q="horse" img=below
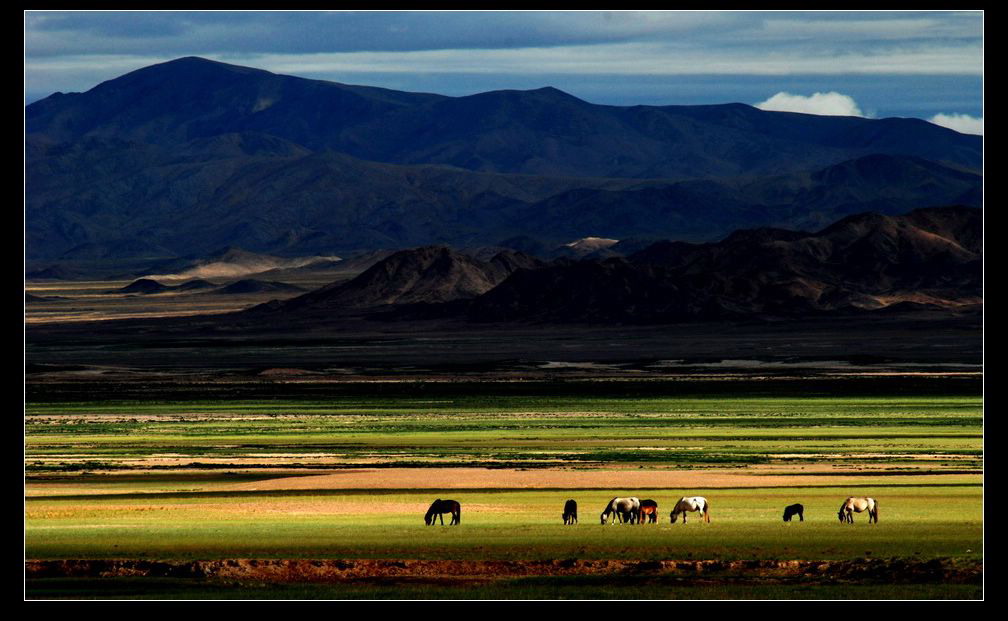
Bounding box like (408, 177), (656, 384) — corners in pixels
(783, 503), (804, 522)
(638, 499), (658, 524)
(669, 496), (710, 524)
(424, 498), (461, 525)
(563, 499), (578, 525)
(838, 497), (878, 524)
(600, 497), (640, 524)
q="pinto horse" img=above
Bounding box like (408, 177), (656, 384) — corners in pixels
(838, 497), (878, 524)
(638, 499), (658, 524)
(600, 497), (640, 524)
(783, 503), (804, 522)
(563, 499), (578, 525)
(669, 496), (710, 524)
(425, 498), (461, 525)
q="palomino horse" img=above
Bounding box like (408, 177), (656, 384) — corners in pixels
(600, 497), (640, 524)
(425, 498), (461, 525)
(838, 497), (878, 524)
(669, 496), (710, 524)
(783, 503), (804, 522)
(638, 499), (658, 524)
(563, 499), (578, 525)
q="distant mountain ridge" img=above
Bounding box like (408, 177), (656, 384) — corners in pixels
(29, 57), (980, 176)
(249, 206), (980, 324)
(26, 57), (982, 262)
(470, 206), (982, 322)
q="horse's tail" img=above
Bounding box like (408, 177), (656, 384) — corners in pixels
(872, 499), (878, 523)
(704, 499), (711, 523)
(456, 503), (461, 524)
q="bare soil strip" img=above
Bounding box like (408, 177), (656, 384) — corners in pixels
(25, 558), (981, 585)
(219, 466), (976, 492)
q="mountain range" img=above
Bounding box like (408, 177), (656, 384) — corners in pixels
(241, 206), (980, 325)
(26, 57), (982, 264)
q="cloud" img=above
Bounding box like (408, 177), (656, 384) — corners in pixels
(928, 113), (983, 135)
(754, 91), (864, 117)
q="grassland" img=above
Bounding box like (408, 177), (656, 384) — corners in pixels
(24, 393), (983, 599)
(25, 395), (983, 470)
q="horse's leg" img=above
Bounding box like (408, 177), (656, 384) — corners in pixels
(439, 513), (444, 525)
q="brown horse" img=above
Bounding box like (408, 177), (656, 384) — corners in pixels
(425, 498), (461, 525)
(838, 497), (878, 524)
(638, 499), (658, 524)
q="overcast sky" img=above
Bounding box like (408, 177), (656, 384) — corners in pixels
(24, 10), (984, 134)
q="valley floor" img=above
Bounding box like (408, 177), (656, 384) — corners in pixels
(24, 388), (983, 600)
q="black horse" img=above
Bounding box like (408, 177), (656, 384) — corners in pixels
(425, 498), (461, 525)
(563, 499), (578, 524)
(639, 499), (659, 524)
(783, 503), (804, 522)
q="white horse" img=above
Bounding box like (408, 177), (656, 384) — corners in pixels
(600, 497), (640, 524)
(838, 497), (878, 524)
(669, 496), (710, 524)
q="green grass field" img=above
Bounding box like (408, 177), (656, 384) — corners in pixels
(24, 395), (982, 469)
(24, 393), (983, 599)
(26, 487), (981, 561)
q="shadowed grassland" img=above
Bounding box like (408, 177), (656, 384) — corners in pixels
(24, 576), (982, 600)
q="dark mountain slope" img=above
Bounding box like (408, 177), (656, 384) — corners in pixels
(25, 135), (625, 260)
(268, 246), (544, 312)
(213, 279), (305, 295)
(465, 206), (981, 322)
(29, 57), (981, 177)
(511, 155), (979, 242)
(26, 57), (982, 263)
(26, 57), (445, 148)
(26, 131), (980, 261)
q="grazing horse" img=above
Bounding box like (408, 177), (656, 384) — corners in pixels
(838, 497), (878, 524)
(669, 496), (710, 524)
(563, 499), (578, 525)
(600, 497), (641, 524)
(638, 499), (658, 524)
(424, 498), (461, 525)
(783, 503), (804, 522)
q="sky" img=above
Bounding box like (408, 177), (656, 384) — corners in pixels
(24, 10), (984, 135)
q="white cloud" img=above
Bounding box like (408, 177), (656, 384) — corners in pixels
(754, 91), (864, 117)
(929, 113), (983, 135)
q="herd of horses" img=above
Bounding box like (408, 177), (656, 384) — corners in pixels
(425, 496), (879, 526)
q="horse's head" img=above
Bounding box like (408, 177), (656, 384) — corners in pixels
(837, 509), (845, 522)
(600, 513), (607, 524)
(425, 514), (432, 525)
(670, 511), (678, 524)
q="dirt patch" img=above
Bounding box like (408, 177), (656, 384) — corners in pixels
(220, 466), (976, 492)
(26, 557), (981, 586)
